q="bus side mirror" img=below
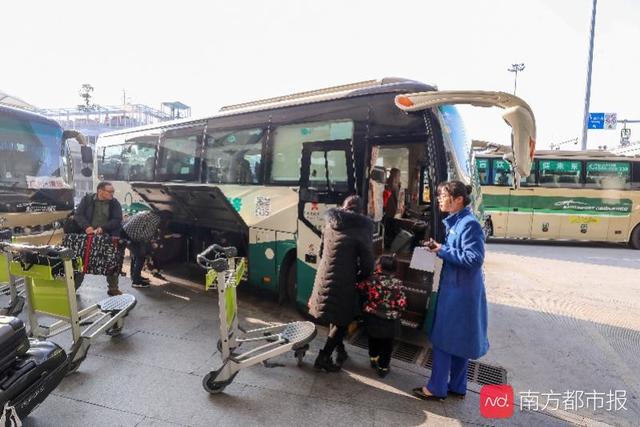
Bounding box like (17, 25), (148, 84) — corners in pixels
(81, 146), (94, 164)
(81, 167), (93, 177)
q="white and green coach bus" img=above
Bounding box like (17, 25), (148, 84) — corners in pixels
(94, 78), (536, 329)
(476, 149), (640, 248)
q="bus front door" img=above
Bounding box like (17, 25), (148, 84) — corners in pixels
(296, 140), (355, 308)
(506, 188), (534, 238)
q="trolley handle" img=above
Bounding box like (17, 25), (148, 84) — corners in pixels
(196, 244), (238, 268)
(0, 242), (75, 260)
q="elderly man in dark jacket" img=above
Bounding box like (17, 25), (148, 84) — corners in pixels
(72, 181), (123, 295)
(308, 195), (375, 372)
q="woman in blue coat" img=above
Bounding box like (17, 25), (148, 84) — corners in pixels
(413, 180), (489, 400)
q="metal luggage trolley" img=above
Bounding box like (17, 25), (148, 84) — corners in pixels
(0, 241), (137, 373)
(197, 244), (317, 394)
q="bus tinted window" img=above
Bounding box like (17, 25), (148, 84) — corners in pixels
(205, 128), (265, 184)
(476, 158), (490, 184)
(156, 128), (202, 181)
(98, 144), (124, 181)
(585, 161), (630, 190)
(538, 160), (582, 187)
(492, 159), (512, 186)
(121, 139), (157, 181)
(270, 120), (353, 183)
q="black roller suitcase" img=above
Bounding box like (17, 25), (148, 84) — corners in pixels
(0, 341), (68, 424)
(0, 317), (29, 373)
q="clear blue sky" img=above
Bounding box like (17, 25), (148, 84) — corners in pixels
(2, 0), (638, 149)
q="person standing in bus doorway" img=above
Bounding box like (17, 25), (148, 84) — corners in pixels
(72, 181), (124, 296)
(412, 181), (488, 401)
(308, 195), (375, 372)
(383, 168), (402, 248)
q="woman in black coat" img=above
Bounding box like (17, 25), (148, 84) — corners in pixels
(308, 195), (375, 372)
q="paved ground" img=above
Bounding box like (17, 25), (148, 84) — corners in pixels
(483, 240), (640, 427)
(3, 241), (638, 426)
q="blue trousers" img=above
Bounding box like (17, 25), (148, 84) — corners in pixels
(426, 346), (468, 397)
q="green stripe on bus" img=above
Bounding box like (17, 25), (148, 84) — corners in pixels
(482, 194), (632, 216)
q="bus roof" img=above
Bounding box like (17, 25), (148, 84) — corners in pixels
(0, 103), (62, 129)
(98, 77), (435, 138)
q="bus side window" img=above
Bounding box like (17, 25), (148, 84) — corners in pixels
(492, 159), (512, 186)
(539, 160), (581, 187)
(585, 161), (630, 190)
(98, 145), (124, 181)
(632, 162), (640, 190)
(475, 158), (489, 184)
(520, 160), (537, 186)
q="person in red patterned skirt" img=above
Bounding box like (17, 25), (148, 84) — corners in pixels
(357, 255), (406, 378)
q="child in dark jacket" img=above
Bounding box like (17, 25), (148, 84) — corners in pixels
(357, 255), (406, 377)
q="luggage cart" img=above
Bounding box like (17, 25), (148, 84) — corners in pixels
(0, 241), (137, 374)
(197, 244), (317, 394)
(0, 233), (26, 316)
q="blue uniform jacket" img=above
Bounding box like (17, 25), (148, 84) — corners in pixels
(430, 207), (489, 360)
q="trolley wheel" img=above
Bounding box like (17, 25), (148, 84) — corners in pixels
(106, 326), (123, 337)
(202, 370), (237, 394)
(294, 344), (309, 367)
(67, 357), (84, 375)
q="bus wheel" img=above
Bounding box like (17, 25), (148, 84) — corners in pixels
(630, 225), (640, 249)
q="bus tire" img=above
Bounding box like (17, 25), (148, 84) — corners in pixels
(630, 224), (640, 249)
(482, 216), (493, 241)
(280, 254), (297, 305)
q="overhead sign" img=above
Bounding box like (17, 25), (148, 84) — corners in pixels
(604, 113), (617, 129)
(621, 128), (631, 145)
(588, 113), (604, 129)
(588, 112), (617, 130)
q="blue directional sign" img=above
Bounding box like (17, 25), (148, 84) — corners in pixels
(588, 113), (605, 129)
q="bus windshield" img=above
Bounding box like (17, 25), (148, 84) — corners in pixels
(0, 113), (63, 188)
(438, 105), (471, 181)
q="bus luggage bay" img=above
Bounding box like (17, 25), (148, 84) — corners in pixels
(95, 78), (536, 330)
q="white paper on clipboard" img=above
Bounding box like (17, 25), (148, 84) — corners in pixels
(409, 247), (437, 272)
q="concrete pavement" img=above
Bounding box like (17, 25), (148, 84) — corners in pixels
(5, 241), (637, 426)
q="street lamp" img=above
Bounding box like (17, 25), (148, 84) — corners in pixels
(507, 63), (525, 95)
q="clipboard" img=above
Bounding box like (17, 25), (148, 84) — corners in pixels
(409, 247), (437, 272)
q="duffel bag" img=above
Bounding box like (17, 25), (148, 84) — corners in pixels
(123, 211), (160, 242)
(0, 317), (29, 374)
(62, 233), (126, 276)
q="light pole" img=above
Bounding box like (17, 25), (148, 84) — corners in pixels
(581, 0), (598, 151)
(508, 63), (525, 95)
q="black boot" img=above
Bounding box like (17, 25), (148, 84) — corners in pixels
(335, 345), (349, 366)
(314, 350), (341, 372)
